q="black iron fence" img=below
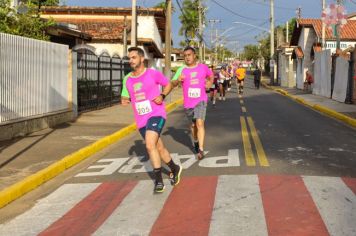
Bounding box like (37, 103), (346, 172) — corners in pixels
(75, 48), (130, 112)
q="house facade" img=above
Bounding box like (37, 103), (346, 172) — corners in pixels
(277, 44), (296, 88)
(40, 6), (166, 70)
(290, 16), (356, 89)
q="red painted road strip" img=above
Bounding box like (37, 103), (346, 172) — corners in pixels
(259, 175), (329, 236)
(342, 177), (356, 195)
(150, 176), (218, 236)
(39, 181), (137, 236)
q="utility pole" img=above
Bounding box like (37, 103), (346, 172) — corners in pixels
(322, 0), (326, 49)
(123, 16), (128, 57)
(198, 0), (203, 61)
(131, 0), (137, 47)
(164, 0), (172, 77)
(270, 0), (275, 85)
(208, 19), (221, 65)
(286, 21), (289, 43)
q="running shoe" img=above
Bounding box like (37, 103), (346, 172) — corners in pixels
(197, 149), (205, 160)
(154, 181), (165, 193)
(169, 164), (183, 186)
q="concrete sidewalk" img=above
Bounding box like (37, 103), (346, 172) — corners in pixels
(0, 89), (183, 192)
(261, 77), (356, 126)
(275, 87), (356, 119)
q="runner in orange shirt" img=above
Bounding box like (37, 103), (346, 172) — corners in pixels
(235, 63), (246, 94)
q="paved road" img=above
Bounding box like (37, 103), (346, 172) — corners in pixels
(1, 77), (355, 236)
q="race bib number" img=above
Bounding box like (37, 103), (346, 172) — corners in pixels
(135, 100), (152, 115)
(188, 88), (201, 98)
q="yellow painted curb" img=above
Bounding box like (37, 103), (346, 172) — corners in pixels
(0, 98), (183, 209)
(263, 84), (356, 128)
(313, 104), (356, 128)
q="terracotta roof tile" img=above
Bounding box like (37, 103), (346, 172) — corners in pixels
(297, 18), (356, 41)
(52, 18), (129, 40)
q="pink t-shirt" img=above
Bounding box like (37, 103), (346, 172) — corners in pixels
(176, 64), (213, 109)
(121, 68), (168, 128)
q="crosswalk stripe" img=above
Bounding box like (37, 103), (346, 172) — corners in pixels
(150, 176), (218, 236)
(209, 175), (268, 236)
(342, 177), (356, 195)
(93, 180), (173, 236)
(0, 183), (100, 236)
(240, 116), (256, 166)
(1, 175), (356, 236)
(303, 176), (356, 236)
(259, 175), (329, 236)
(39, 181), (137, 236)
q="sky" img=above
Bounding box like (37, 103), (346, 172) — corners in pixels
(65, 0), (356, 52)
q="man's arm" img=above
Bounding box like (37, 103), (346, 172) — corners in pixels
(152, 83), (173, 105)
(121, 96), (130, 106)
(171, 66), (185, 88)
(120, 74), (130, 105)
(205, 74), (214, 89)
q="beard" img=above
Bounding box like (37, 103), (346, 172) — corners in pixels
(130, 61), (142, 70)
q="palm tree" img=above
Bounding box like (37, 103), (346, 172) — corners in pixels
(178, 0), (200, 46)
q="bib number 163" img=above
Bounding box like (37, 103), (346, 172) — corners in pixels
(188, 88), (201, 98)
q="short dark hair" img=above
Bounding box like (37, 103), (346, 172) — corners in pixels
(128, 47), (145, 57)
(183, 46), (196, 54)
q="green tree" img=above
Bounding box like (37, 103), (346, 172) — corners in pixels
(242, 44), (259, 61)
(154, 1), (175, 12)
(178, 0), (206, 47)
(0, 0), (54, 40)
(27, 0), (60, 6)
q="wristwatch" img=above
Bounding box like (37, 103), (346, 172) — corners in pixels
(160, 93), (166, 100)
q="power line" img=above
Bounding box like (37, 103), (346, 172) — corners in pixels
(246, 0), (296, 11)
(210, 0), (266, 21)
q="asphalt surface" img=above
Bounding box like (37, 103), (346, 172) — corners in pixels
(66, 77), (356, 183)
(1, 76), (355, 235)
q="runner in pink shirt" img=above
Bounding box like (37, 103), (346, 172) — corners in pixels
(121, 47), (182, 193)
(172, 46), (214, 160)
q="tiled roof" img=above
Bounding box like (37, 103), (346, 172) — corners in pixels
(51, 18), (129, 40)
(297, 18), (356, 40)
(41, 6), (166, 42)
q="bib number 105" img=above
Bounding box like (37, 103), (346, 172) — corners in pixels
(135, 100), (152, 115)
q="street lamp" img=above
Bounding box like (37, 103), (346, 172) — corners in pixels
(233, 22), (270, 33)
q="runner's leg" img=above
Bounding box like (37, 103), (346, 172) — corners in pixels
(145, 130), (165, 192)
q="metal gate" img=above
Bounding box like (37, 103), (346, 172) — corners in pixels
(75, 48), (130, 113)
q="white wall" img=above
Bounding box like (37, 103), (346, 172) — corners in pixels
(295, 27), (317, 89)
(313, 50), (331, 97)
(87, 43), (123, 57)
(332, 57), (349, 102)
(296, 28), (305, 88)
(296, 59), (304, 89)
(138, 16), (162, 51)
(325, 41), (356, 54)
